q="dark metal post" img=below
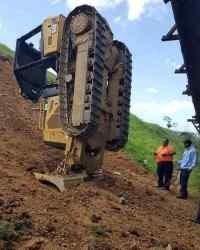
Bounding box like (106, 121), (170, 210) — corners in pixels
(163, 0), (200, 132)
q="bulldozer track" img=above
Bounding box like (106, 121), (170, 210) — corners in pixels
(116, 41), (132, 149)
(58, 5), (109, 137)
(107, 41), (132, 151)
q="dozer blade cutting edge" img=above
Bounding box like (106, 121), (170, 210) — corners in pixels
(34, 172), (88, 192)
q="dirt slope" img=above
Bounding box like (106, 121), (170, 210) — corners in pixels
(0, 58), (200, 250)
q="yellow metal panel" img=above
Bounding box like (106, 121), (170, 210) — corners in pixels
(43, 15), (65, 56)
(41, 96), (66, 146)
(43, 129), (66, 145)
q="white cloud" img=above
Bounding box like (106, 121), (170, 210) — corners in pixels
(131, 99), (195, 132)
(66, 0), (123, 10)
(145, 87), (159, 95)
(113, 16), (128, 28)
(165, 58), (181, 70)
(175, 121), (195, 133)
(49, 0), (62, 5)
(133, 100), (193, 116)
(64, 0), (163, 21)
(127, 0), (162, 21)
(114, 16), (122, 23)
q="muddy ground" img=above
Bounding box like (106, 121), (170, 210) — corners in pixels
(0, 58), (200, 250)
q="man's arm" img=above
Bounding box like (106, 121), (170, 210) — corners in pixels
(179, 151), (190, 169)
(188, 150), (198, 170)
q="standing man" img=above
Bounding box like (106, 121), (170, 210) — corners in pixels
(154, 139), (176, 191)
(177, 139), (198, 200)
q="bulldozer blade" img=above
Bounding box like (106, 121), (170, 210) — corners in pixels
(34, 173), (66, 192)
(34, 172), (88, 192)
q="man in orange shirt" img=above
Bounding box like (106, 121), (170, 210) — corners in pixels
(154, 139), (176, 190)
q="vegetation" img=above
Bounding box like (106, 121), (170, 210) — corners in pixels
(47, 70), (57, 84)
(0, 216), (32, 249)
(125, 114), (200, 192)
(0, 43), (14, 59)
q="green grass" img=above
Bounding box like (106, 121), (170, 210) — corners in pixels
(0, 43), (14, 59)
(125, 114), (200, 192)
(47, 70), (57, 84)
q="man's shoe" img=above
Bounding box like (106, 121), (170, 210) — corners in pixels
(176, 195), (187, 200)
(192, 219), (200, 224)
(159, 187), (168, 191)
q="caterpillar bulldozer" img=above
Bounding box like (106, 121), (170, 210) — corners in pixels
(14, 5), (132, 191)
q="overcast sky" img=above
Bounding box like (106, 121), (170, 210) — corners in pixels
(0, 0), (196, 132)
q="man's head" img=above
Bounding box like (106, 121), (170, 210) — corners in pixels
(163, 139), (169, 147)
(184, 139), (192, 149)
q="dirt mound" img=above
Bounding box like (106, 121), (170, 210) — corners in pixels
(0, 58), (200, 250)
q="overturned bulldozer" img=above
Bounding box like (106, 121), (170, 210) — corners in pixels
(14, 5), (132, 191)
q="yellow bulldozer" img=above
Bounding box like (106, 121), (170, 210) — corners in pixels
(14, 5), (132, 191)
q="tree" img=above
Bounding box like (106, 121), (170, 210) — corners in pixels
(163, 116), (177, 129)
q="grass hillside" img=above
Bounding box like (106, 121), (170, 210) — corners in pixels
(0, 43), (14, 58)
(125, 114), (200, 192)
